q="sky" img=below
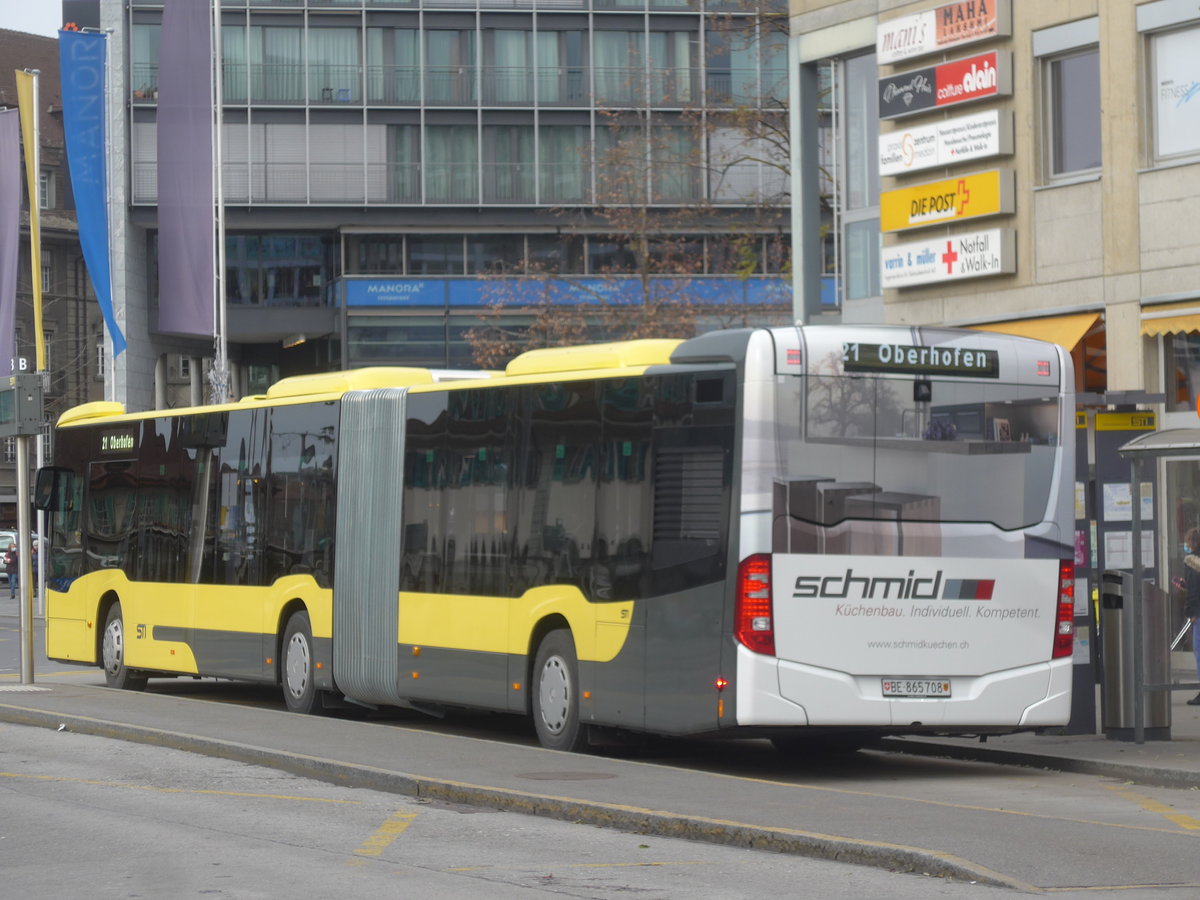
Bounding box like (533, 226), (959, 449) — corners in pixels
(0, 2), (62, 38)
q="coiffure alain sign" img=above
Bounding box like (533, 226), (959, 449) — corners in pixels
(877, 0), (1011, 66)
(879, 50), (1011, 120)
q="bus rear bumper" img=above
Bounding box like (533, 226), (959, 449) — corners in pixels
(735, 647), (1072, 729)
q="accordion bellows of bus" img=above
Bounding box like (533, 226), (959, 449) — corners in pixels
(36, 326), (1075, 753)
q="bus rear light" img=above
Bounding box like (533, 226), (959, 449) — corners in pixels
(1053, 560), (1075, 659)
(736, 554), (775, 656)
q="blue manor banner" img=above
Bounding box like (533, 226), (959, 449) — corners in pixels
(60, 30), (126, 356)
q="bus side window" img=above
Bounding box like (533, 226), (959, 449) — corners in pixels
(35, 467), (75, 512)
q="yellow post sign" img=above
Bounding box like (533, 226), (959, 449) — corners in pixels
(880, 169), (1013, 232)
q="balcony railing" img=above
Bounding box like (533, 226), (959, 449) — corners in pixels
(133, 157), (784, 206)
(139, 61), (772, 109)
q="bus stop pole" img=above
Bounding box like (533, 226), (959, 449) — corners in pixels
(1132, 455), (1144, 745)
(17, 433), (33, 684)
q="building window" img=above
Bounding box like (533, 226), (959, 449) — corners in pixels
(38, 171), (53, 209)
(1148, 24), (1200, 163)
(96, 338), (105, 380)
(40, 249), (51, 294)
(1035, 18), (1101, 181)
(179, 356), (191, 380)
(838, 52), (880, 303)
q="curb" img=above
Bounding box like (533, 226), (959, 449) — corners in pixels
(879, 737), (1200, 790)
(0, 702), (1033, 891)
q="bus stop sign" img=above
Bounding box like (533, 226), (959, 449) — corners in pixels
(0, 374), (45, 438)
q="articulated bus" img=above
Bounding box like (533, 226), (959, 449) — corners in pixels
(36, 325), (1075, 752)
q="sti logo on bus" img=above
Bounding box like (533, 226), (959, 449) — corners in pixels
(842, 342), (999, 378)
(792, 569), (995, 601)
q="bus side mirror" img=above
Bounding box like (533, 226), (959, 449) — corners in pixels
(34, 467), (72, 512)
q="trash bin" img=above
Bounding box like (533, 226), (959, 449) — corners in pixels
(1100, 571), (1171, 741)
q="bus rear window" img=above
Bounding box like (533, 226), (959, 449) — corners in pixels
(774, 374), (1060, 533)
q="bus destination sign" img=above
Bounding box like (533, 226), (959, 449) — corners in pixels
(842, 342), (999, 378)
(99, 429), (138, 455)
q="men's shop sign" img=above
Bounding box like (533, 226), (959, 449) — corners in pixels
(879, 109), (1012, 176)
(880, 169), (1013, 233)
(881, 228), (1015, 289)
(877, 0), (1011, 66)
(879, 51), (1011, 120)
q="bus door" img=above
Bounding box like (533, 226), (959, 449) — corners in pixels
(191, 407), (271, 680)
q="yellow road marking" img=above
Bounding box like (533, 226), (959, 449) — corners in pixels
(448, 861), (708, 872)
(353, 809), (418, 859)
(676, 765), (1200, 839)
(1103, 784), (1200, 831)
(0, 771), (359, 804)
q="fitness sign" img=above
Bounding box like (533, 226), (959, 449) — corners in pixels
(879, 51), (1011, 120)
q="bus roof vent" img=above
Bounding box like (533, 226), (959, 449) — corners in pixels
(266, 367), (435, 400)
(58, 401), (126, 427)
(506, 339), (681, 377)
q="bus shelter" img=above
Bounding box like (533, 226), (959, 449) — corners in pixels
(1117, 428), (1200, 743)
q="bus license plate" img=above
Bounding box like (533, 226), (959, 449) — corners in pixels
(882, 678), (951, 698)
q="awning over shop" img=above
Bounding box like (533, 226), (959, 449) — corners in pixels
(970, 311), (1101, 352)
(1140, 300), (1200, 337)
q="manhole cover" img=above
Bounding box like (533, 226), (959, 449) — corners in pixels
(517, 771), (617, 781)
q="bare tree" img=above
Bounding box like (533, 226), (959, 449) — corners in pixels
(466, 5), (797, 369)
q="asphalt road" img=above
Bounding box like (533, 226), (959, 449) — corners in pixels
(5, 615), (1200, 896)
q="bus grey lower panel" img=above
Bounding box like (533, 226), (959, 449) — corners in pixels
(333, 388), (408, 705)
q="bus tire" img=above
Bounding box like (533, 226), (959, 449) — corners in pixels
(281, 611), (323, 715)
(532, 629), (588, 753)
(101, 602), (147, 692)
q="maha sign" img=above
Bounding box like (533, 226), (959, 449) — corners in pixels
(877, 0), (1011, 66)
(881, 228), (1015, 289)
(879, 51), (1011, 120)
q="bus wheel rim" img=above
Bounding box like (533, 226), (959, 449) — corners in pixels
(286, 633), (310, 699)
(103, 619), (122, 675)
(539, 656), (570, 735)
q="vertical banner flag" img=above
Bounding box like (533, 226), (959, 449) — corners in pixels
(156, 0), (215, 336)
(15, 70), (45, 372)
(0, 110), (18, 378)
(59, 30), (127, 356)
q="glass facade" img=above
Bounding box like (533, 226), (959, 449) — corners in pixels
(129, 2), (789, 209)
(131, 0), (790, 369)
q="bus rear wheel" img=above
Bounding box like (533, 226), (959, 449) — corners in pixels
(532, 629), (589, 753)
(281, 611), (324, 715)
(101, 602), (147, 691)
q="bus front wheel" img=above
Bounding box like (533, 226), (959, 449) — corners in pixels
(281, 611), (324, 715)
(101, 602), (147, 691)
(532, 629), (588, 753)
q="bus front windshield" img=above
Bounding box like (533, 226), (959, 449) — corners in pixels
(774, 373), (1061, 533)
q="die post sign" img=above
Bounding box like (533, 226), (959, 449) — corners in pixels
(880, 169), (1013, 233)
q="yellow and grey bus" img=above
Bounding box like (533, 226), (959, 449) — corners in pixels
(37, 325), (1076, 751)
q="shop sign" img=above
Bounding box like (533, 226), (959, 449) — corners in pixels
(877, 0), (1011, 66)
(879, 109), (1012, 176)
(879, 51), (1011, 120)
(881, 228), (1014, 289)
(880, 169), (1013, 233)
